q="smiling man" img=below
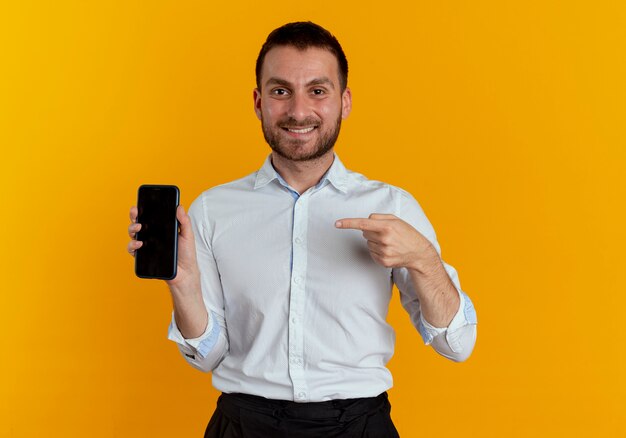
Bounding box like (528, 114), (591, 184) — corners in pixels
(255, 45), (349, 166)
(128, 21), (477, 437)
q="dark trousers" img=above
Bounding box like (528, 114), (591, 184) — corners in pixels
(204, 392), (400, 438)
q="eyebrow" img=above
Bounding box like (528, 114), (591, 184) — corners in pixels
(264, 76), (335, 90)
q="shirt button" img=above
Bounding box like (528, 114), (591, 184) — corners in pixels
(293, 276), (301, 284)
(291, 316), (297, 323)
(297, 392), (306, 399)
(295, 237), (302, 244)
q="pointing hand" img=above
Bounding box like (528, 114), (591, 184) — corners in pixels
(335, 214), (438, 271)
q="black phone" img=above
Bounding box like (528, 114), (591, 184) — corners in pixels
(135, 184), (180, 280)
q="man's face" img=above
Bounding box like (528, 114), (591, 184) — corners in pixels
(254, 46), (352, 162)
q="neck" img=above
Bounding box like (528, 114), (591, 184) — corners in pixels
(270, 150), (335, 195)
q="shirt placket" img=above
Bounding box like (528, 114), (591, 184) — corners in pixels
(288, 191), (309, 402)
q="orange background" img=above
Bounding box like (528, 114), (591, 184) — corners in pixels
(1, 1), (625, 436)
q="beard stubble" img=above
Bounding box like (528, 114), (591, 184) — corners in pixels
(261, 114), (342, 162)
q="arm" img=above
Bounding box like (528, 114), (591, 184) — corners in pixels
(405, 244), (460, 328)
(165, 197), (229, 372)
(391, 190), (477, 362)
(127, 198), (229, 372)
(392, 257), (477, 363)
(335, 191), (477, 362)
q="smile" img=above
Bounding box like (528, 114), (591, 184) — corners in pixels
(283, 126), (316, 134)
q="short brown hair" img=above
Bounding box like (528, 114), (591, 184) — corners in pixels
(255, 21), (349, 92)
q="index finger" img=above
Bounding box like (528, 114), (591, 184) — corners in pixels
(130, 206), (138, 223)
(335, 218), (386, 231)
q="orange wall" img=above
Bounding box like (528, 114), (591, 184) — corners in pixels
(1, 1), (625, 436)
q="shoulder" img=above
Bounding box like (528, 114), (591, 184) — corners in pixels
(201, 172), (256, 199)
(343, 166), (419, 205)
(342, 165), (432, 231)
(188, 171), (257, 219)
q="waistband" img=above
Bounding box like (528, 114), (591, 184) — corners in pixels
(218, 392), (389, 423)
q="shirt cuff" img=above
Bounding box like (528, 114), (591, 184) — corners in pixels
(167, 310), (221, 359)
(418, 289), (477, 353)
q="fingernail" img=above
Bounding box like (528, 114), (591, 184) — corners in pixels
(335, 221), (342, 227)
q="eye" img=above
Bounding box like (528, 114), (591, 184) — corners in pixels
(312, 88), (326, 96)
(271, 88), (289, 96)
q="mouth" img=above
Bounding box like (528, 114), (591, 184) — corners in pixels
(282, 126), (317, 135)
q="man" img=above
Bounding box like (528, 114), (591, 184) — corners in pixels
(127, 21), (477, 437)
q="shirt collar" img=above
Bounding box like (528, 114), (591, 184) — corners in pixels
(253, 153), (349, 194)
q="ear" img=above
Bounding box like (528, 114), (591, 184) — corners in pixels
(341, 87), (352, 119)
(253, 88), (262, 121)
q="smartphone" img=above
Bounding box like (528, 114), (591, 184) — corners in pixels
(135, 184), (180, 280)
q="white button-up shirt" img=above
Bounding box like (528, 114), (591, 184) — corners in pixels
(168, 154), (477, 402)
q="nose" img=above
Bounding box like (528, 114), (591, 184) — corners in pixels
(287, 92), (310, 122)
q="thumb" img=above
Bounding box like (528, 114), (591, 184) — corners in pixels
(177, 205), (193, 239)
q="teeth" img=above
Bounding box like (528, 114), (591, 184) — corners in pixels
(287, 127), (315, 134)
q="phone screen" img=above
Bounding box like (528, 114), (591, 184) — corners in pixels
(135, 185), (180, 280)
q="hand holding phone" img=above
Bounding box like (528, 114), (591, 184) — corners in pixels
(128, 186), (201, 288)
(127, 188), (206, 338)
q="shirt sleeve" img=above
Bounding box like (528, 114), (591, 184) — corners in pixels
(166, 193), (229, 372)
(391, 188), (477, 362)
